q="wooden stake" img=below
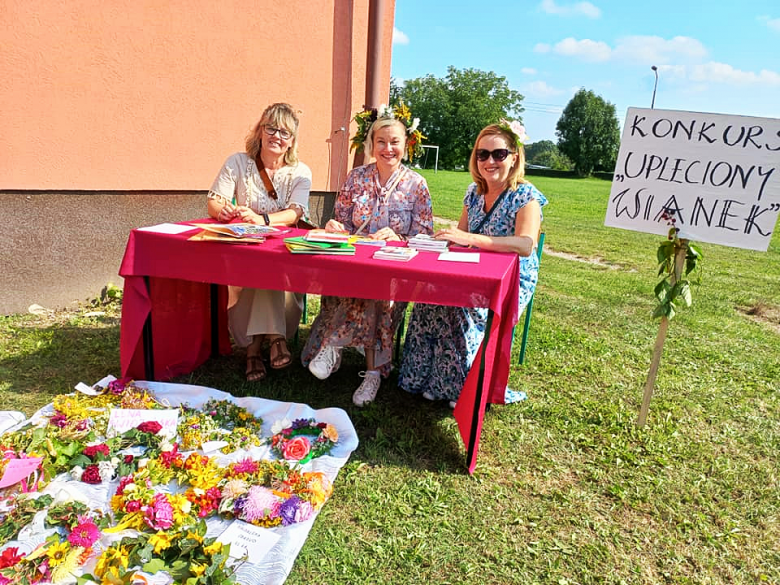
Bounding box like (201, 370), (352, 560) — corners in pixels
(638, 239), (688, 427)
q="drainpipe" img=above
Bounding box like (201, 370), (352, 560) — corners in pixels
(353, 0), (387, 168)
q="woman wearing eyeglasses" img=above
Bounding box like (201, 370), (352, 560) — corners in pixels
(398, 121), (547, 407)
(207, 103), (312, 382)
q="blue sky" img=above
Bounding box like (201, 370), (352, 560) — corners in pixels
(391, 0), (780, 144)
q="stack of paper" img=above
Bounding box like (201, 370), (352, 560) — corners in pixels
(372, 247), (419, 262)
(408, 234), (449, 252)
(284, 236), (356, 255)
(305, 230), (387, 247)
(189, 223), (283, 244)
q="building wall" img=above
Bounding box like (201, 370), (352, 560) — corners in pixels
(0, 0), (395, 314)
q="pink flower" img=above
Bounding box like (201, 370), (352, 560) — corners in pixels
(143, 493), (174, 530)
(125, 500), (142, 513)
(282, 436), (311, 461)
(67, 520), (101, 548)
(241, 486), (278, 522)
(231, 458), (259, 475)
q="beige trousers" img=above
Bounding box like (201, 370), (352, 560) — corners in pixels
(227, 287), (303, 348)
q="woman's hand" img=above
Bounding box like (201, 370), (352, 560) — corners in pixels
(435, 227), (473, 247)
(325, 219), (347, 233)
(371, 227), (403, 242)
(235, 206), (261, 224)
(217, 202), (239, 223)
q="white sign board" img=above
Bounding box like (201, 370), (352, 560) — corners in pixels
(606, 108), (780, 251)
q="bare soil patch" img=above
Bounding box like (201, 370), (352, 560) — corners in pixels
(737, 302), (780, 334)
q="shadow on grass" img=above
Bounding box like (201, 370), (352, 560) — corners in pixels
(176, 337), (468, 475)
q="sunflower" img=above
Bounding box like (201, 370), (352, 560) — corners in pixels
(45, 541), (71, 567)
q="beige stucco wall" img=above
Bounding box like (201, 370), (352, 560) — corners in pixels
(0, 0), (395, 314)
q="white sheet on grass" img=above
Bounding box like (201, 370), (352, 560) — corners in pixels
(1, 381), (359, 585)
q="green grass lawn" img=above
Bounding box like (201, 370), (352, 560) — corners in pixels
(1, 172), (778, 584)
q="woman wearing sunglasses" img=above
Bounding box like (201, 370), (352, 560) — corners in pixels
(398, 121), (548, 407)
(207, 103), (312, 382)
(301, 104), (433, 407)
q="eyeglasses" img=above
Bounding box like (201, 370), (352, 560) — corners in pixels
(264, 126), (292, 140)
(475, 148), (513, 162)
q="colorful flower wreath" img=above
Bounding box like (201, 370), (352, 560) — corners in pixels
(350, 102), (426, 162)
(498, 118), (529, 150)
(269, 418), (339, 464)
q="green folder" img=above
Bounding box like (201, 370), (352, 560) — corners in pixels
(284, 236), (356, 255)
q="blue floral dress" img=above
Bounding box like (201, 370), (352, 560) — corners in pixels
(398, 181), (548, 402)
(301, 163), (433, 377)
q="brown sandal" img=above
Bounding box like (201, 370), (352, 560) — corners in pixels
(268, 337), (292, 370)
(246, 355), (267, 382)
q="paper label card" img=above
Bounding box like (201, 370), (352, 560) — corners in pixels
(107, 409), (179, 439)
(217, 520), (282, 561)
(137, 223), (199, 235)
(438, 252), (480, 263)
(0, 457), (43, 488)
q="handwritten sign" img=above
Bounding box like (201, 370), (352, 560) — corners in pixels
(217, 520), (281, 561)
(107, 409), (179, 439)
(606, 108), (780, 251)
(0, 457), (42, 488)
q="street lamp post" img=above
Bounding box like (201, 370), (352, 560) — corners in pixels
(651, 65), (658, 109)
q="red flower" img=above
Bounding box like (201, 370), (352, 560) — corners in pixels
(123, 454), (134, 464)
(137, 421), (163, 434)
(0, 547), (24, 569)
(83, 443), (110, 460)
(81, 464), (102, 484)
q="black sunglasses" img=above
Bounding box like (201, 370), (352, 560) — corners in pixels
(475, 148), (513, 162)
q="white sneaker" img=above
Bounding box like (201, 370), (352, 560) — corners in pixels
(353, 370), (381, 406)
(308, 345), (342, 380)
(449, 400), (457, 409)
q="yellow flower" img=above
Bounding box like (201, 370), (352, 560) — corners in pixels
(191, 562), (207, 576)
(46, 540), (71, 567)
(186, 530), (204, 544)
(50, 546), (84, 584)
(148, 531), (173, 553)
(203, 541), (223, 556)
(95, 545), (130, 578)
(322, 424), (339, 442)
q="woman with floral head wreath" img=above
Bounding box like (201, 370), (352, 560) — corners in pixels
(207, 103), (312, 382)
(398, 121), (548, 407)
(301, 104), (433, 407)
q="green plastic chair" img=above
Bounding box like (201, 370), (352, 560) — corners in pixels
(518, 232), (545, 365)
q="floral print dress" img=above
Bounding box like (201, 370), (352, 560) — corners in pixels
(398, 181), (548, 403)
(301, 163), (433, 376)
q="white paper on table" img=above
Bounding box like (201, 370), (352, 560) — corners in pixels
(218, 520), (282, 561)
(137, 223), (199, 234)
(438, 251), (480, 263)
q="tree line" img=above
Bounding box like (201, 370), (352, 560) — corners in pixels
(390, 66), (620, 177)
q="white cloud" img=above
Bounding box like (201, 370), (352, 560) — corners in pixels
(526, 81), (565, 98)
(521, 67), (538, 75)
(393, 27), (409, 45)
(612, 35), (707, 65)
(689, 62), (780, 86)
(539, 0), (601, 18)
(551, 37), (611, 62)
(533, 43), (551, 54)
(767, 17), (780, 32)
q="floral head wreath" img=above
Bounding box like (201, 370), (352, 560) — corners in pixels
(350, 102), (426, 163)
(498, 119), (529, 151)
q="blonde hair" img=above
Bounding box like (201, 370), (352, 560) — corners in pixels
(468, 124), (526, 194)
(245, 103), (300, 166)
(363, 118), (407, 159)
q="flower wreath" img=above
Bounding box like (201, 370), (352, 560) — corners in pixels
(269, 418), (339, 464)
(498, 118), (529, 150)
(350, 102), (426, 163)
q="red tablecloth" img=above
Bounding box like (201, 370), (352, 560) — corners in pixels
(119, 221), (521, 473)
